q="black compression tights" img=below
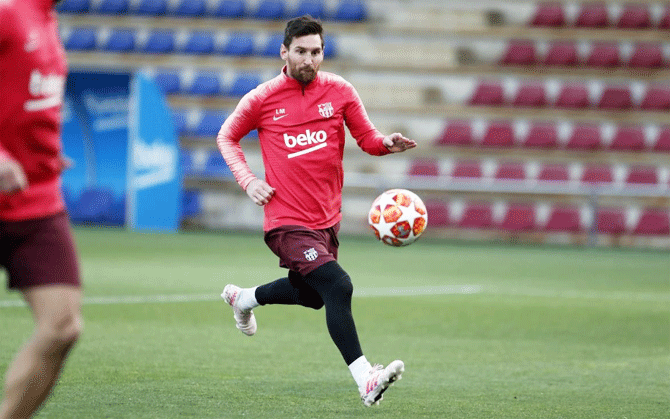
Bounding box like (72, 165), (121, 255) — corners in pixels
(255, 261), (363, 365)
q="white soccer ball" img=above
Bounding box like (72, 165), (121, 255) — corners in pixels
(368, 189), (428, 247)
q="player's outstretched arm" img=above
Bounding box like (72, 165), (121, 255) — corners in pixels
(0, 156), (28, 193)
(383, 133), (417, 153)
(245, 178), (275, 206)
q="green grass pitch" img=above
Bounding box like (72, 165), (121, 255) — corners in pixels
(1, 227), (668, 418)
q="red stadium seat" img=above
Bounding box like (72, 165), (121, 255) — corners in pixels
(499, 204), (536, 231)
(610, 126), (645, 151)
(660, 5), (670, 29)
(436, 120), (473, 147)
(543, 42), (578, 66)
(628, 43), (664, 68)
(408, 158), (440, 177)
(545, 206), (582, 233)
(653, 126), (670, 152)
(633, 209), (670, 236)
(452, 160), (482, 179)
(555, 84), (589, 109)
(469, 81), (505, 106)
(581, 164), (613, 184)
(494, 162), (526, 181)
(616, 3), (651, 29)
(425, 200), (450, 227)
(481, 121), (515, 148)
(566, 125), (602, 150)
(598, 86), (632, 110)
(531, 2), (565, 27)
(640, 86), (670, 111)
(575, 2), (609, 28)
(625, 165), (658, 185)
(586, 43), (621, 67)
(523, 122), (558, 149)
(501, 40), (537, 65)
(537, 163), (569, 182)
(458, 202), (493, 229)
(513, 83), (547, 107)
(595, 208), (626, 235)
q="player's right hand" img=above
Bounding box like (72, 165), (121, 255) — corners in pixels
(0, 157), (28, 193)
(245, 178), (275, 206)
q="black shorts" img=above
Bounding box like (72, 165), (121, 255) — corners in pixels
(264, 223), (340, 277)
(0, 211), (81, 290)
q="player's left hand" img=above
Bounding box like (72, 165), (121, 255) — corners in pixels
(383, 133), (417, 153)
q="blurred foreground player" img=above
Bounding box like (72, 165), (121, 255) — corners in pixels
(217, 15), (415, 406)
(0, 1), (83, 418)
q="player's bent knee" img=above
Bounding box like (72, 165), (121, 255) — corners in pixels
(38, 313), (83, 347)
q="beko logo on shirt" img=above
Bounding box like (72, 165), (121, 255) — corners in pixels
(283, 129), (328, 159)
(24, 70), (65, 112)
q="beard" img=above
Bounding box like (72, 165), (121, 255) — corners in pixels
(289, 62), (318, 84)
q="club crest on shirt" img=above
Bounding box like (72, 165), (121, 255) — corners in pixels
(303, 247), (318, 261)
(318, 102), (334, 118)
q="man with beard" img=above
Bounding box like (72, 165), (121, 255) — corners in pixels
(0, 1), (83, 418)
(217, 15), (415, 407)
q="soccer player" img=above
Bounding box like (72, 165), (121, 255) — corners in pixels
(0, 1), (83, 418)
(217, 15), (416, 407)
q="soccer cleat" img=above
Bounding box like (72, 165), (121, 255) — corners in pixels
(360, 360), (404, 406)
(221, 284), (257, 336)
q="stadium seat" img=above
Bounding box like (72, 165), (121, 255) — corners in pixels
(153, 70), (181, 94)
(103, 28), (136, 52)
(500, 40), (537, 66)
(661, 5), (670, 29)
(188, 72), (222, 96)
(292, 0), (326, 19)
(103, 195), (125, 226)
(71, 187), (114, 224)
(64, 27), (97, 51)
(253, 0), (286, 19)
(640, 86), (670, 111)
(171, 108), (188, 137)
(193, 110), (228, 137)
(566, 125), (602, 151)
(452, 160), (482, 179)
(530, 2), (565, 27)
(598, 86), (632, 110)
(333, 0), (368, 21)
(222, 33), (255, 56)
(616, 3), (651, 29)
(203, 153), (233, 178)
(595, 208), (626, 235)
(586, 43), (621, 67)
(172, 0), (207, 17)
(56, 0), (90, 13)
(481, 120), (515, 148)
(625, 165), (658, 185)
(134, 0), (168, 15)
(181, 189), (201, 218)
(424, 200), (450, 227)
(469, 81), (505, 106)
(628, 43), (664, 68)
(436, 120), (473, 147)
(96, 0), (128, 14)
(228, 73), (261, 97)
(633, 209), (670, 236)
(610, 125), (645, 151)
(261, 33), (284, 57)
(499, 204), (536, 231)
(142, 30), (175, 54)
(581, 164), (613, 184)
(523, 122), (558, 149)
(183, 31), (215, 55)
(458, 202), (493, 229)
(543, 42), (578, 66)
(408, 158), (440, 177)
(323, 36), (337, 58)
(575, 2), (609, 28)
(213, 0), (245, 18)
(537, 163), (569, 182)
(513, 83), (546, 107)
(494, 162), (526, 181)
(544, 206), (582, 233)
(653, 126), (670, 152)
(554, 84), (589, 109)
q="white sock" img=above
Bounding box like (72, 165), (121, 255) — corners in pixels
(348, 355), (372, 389)
(237, 286), (259, 311)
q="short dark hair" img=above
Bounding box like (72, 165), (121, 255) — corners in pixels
(283, 15), (324, 49)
